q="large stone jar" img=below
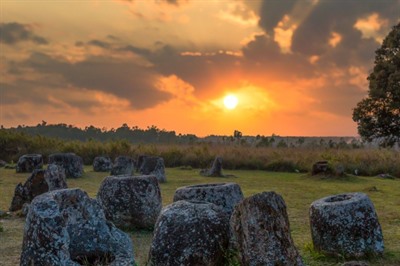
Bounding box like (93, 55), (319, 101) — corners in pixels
(20, 188), (135, 266)
(93, 156), (113, 172)
(16, 154), (43, 173)
(48, 153), (83, 178)
(230, 191), (304, 266)
(110, 156), (134, 176)
(173, 182), (243, 216)
(148, 200), (230, 266)
(97, 175), (162, 230)
(310, 192), (384, 258)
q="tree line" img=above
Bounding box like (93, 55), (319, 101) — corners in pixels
(5, 122), (198, 144)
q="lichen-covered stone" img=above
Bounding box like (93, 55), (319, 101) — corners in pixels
(16, 154), (43, 173)
(9, 169), (48, 212)
(97, 175), (162, 229)
(20, 188), (135, 266)
(173, 182), (243, 216)
(93, 156), (113, 172)
(230, 191), (304, 266)
(110, 156), (134, 176)
(148, 200), (230, 266)
(310, 192), (384, 258)
(48, 153), (83, 178)
(139, 156), (166, 183)
(200, 156), (224, 177)
(45, 164), (68, 191)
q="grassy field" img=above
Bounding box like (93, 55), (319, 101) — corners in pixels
(0, 166), (399, 266)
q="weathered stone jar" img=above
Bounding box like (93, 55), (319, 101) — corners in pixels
(9, 169), (48, 212)
(20, 188), (135, 266)
(309, 192), (384, 258)
(10, 165), (68, 212)
(173, 182), (243, 216)
(48, 153), (83, 178)
(200, 156), (224, 177)
(139, 156), (166, 183)
(148, 200), (230, 266)
(110, 156), (134, 176)
(97, 175), (162, 230)
(93, 156), (113, 172)
(230, 191), (304, 266)
(16, 154), (43, 173)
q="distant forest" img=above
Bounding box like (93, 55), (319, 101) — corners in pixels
(3, 121), (198, 144)
(1, 121), (364, 148)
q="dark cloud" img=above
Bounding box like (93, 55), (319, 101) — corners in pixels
(258, 0), (297, 33)
(241, 34), (315, 78)
(160, 0), (188, 6)
(0, 22), (48, 45)
(137, 45), (244, 93)
(87, 39), (111, 49)
(117, 0), (187, 5)
(291, 0), (400, 64)
(120, 45), (152, 57)
(12, 52), (172, 109)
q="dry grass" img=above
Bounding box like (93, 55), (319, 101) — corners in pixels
(0, 166), (399, 266)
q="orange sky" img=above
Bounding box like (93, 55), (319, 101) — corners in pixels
(1, 0), (399, 136)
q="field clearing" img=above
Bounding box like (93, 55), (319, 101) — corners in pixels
(1, 166), (399, 266)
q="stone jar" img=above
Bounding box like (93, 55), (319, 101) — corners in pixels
(97, 175), (162, 230)
(173, 182), (243, 216)
(20, 188), (135, 266)
(230, 191), (304, 266)
(148, 200), (230, 266)
(310, 192), (384, 258)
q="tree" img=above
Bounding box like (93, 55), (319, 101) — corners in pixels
(353, 22), (400, 147)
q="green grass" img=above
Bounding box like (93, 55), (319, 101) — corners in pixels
(0, 166), (399, 265)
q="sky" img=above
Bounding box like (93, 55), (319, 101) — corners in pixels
(1, 0), (399, 137)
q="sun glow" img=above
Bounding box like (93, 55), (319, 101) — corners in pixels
(223, 94), (238, 109)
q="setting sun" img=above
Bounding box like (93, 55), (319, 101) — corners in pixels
(223, 95), (238, 110)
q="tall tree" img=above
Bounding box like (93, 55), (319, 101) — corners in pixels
(353, 22), (400, 147)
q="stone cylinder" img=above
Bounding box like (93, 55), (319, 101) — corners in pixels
(97, 175), (162, 230)
(310, 192), (384, 258)
(230, 191), (304, 266)
(48, 153), (83, 178)
(148, 200), (230, 266)
(173, 182), (243, 216)
(93, 156), (113, 172)
(16, 154), (43, 173)
(139, 156), (166, 183)
(20, 188), (135, 266)
(110, 156), (134, 176)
